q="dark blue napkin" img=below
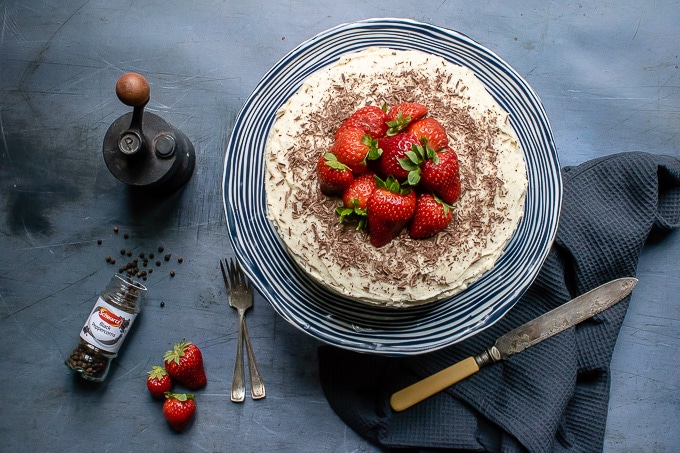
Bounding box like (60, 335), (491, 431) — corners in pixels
(319, 152), (680, 452)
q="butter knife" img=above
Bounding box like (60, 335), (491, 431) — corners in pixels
(390, 277), (638, 412)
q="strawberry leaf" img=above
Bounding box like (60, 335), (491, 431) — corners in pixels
(433, 193), (455, 214)
(323, 152), (350, 170)
(363, 134), (382, 161)
(386, 112), (412, 136)
(398, 156), (420, 172)
(420, 138), (438, 162)
(335, 206), (367, 230)
(407, 170), (421, 186)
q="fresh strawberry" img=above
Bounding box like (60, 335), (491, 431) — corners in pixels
(342, 171), (378, 210)
(421, 148), (461, 205)
(163, 339), (207, 390)
(376, 133), (422, 183)
(366, 175), (416, 247)
(409, 193), (454, 239)
(317, 152), (354, 195)
(331, 126), (380, 174)
(406, 117), (449, 151)
(385, 102), (428, 136)
(336, 105), (388, 139)
(147, 366), (172, 399)
(336, 172), (377, 229)
(163, 393), (196, 432)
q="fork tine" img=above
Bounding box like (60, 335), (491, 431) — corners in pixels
(228, 257), (250, 289)
(228, 258), (239, 287)
(220, 259), (230, 289)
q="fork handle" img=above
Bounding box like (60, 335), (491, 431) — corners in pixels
(241, 319), (266, 399)
(230, 312), (246, 403)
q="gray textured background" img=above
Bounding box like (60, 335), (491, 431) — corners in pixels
(1, 1), (678, 451)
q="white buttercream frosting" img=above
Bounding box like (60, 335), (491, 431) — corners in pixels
(264, 47), (527, 308)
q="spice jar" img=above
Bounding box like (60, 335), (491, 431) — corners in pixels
(66, 274), (146, 381)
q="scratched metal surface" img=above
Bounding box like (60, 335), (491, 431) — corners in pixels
(1, 1), (678, 451)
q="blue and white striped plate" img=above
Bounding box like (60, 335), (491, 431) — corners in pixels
(223, 18), (561, 355)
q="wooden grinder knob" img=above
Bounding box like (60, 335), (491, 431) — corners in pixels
(115, 73), (150, 107)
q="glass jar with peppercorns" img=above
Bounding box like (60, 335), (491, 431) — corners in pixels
(66, 274), (146, 381)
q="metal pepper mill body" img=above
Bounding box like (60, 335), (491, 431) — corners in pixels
(103, 73), (195, 192)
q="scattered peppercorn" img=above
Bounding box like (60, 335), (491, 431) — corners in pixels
(160, 301), (165, 307)
(97, 239), (102, 245)
(158, 246), (164, 253)
(127, 251), (132, 257)
(139, 252), (145, 259)
(170, 271), (175, 277)
(177, 257), (183, 264)
(120, 248), (126, 255)
(123, 233), (129, 239)
(164, 254), (171, 261)
(113, 226), (119, 233)
(149, 253), (155, 259)
(156, 260), (161, 266)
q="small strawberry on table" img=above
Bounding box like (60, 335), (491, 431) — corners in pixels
(146, 366), (172, 399)
(163, 393), (196, 432)
(163, 339), (207, 390)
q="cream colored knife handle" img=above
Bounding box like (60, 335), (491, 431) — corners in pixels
(390, 356), (480, 412)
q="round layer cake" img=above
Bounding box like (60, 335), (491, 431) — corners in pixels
(264, 47), (527, 308)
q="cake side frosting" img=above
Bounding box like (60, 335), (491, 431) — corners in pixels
(264, 47), (527, 307)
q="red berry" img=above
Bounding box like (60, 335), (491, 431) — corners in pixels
(376, 133), (422, 183)
(317, 152), (354, 195)
(331, 126), (379, 174)
(336, 105), (388, 139)
(409, 193), (454, 239)
(421, 148), (461, 204)
(385, 102), (428, 136)
(163, 393), (196, 432)
(406, 117), (449, 151)
(163, 339), (207, 391)
(367, 175), (416, 247)
(147, 366), (173, 399)
(342, 171), (377, 210)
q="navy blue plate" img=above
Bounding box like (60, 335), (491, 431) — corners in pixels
(223, 18), (561, 355)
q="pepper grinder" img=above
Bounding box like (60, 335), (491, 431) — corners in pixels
(103, 73), (195, 192)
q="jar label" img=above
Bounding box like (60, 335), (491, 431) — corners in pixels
(80, 297), (138, 353)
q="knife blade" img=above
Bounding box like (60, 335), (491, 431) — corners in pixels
(390, 277), (638, 412)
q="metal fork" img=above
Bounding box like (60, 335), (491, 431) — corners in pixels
(220, 258), (265, 402)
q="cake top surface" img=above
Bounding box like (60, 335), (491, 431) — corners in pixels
(265, 47), (527, 307)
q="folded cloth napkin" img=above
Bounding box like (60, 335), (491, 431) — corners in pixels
(319, 152), (680, 452)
